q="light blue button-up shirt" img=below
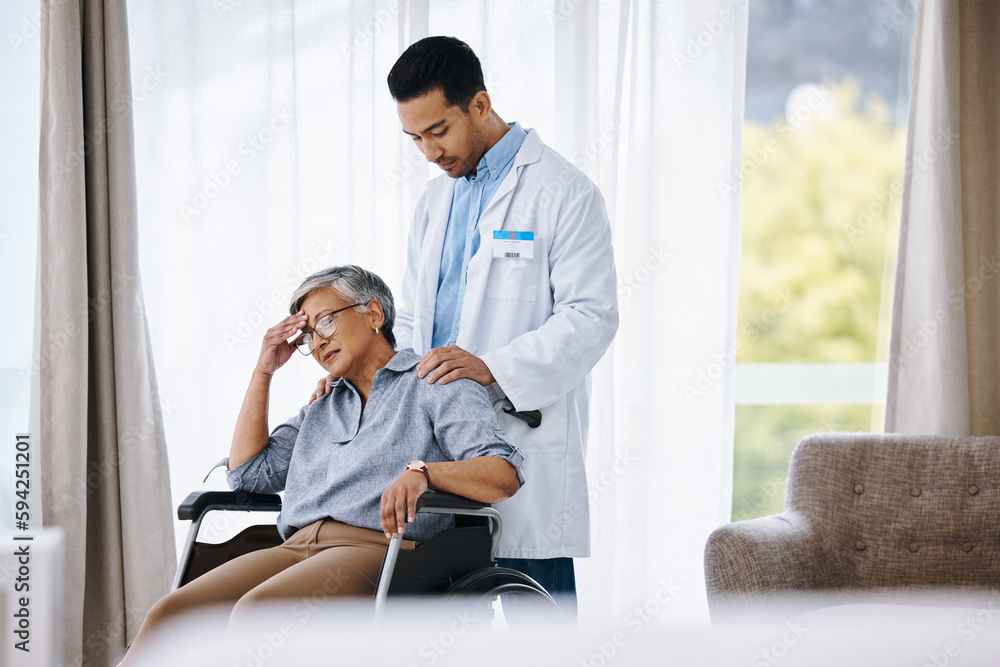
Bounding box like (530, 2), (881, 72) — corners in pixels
(225, 350), (525, 542)
(431, 122), (527, 348)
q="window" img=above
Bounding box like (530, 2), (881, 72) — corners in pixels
(733, 0), (916, 520)
(0, 0), (42, 531)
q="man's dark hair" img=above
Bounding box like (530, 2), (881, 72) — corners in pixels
(387, 36), (486, 110)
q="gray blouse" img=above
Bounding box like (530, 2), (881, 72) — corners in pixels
(226, 350), (525, 542)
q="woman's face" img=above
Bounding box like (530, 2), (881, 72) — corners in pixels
(299, 288), (379, 380)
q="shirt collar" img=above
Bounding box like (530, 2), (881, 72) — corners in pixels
(383, 349), (421, 373)
(466, 121), (527, 182)
(333, 348), (421, 408)
(329, 349), (420, 397)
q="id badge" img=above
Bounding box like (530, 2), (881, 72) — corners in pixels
(492, 231), (534, 259)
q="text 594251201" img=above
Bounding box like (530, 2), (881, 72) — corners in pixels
(15, 433), (30, 530)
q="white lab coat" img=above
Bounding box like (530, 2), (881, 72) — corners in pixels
(394, 129), (619, 559)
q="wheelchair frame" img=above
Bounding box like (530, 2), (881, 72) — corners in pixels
(173, 489), (558, 621)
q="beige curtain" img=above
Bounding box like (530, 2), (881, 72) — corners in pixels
(886, 0), (1000, 435)
(39, 0), (176, 664)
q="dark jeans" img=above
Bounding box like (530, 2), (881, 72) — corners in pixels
(497, 556), (577, 621)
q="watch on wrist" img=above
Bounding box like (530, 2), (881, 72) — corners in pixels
(406, 460), (431, 487)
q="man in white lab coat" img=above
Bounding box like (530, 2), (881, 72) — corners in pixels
(315, 36), (618, 609)
(387, 36), (619, 611)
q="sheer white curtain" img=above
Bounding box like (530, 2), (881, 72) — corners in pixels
(128, 0), (746, 620)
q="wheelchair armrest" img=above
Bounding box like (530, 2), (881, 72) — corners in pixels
(415, 490), (490, 513)
(177, 490), (283, 522)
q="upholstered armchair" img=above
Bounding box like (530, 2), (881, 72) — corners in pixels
(705, 433), (1000, 617)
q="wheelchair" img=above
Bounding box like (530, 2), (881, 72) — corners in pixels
(173, 489), (560, 623)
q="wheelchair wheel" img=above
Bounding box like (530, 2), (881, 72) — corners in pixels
(441, 567), (562, 624)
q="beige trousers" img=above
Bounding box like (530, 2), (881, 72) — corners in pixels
(121, 518), (414, 664)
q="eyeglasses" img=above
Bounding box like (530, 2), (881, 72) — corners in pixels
(294, 304), (363, 355)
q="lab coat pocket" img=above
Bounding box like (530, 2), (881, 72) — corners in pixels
(498, 395), (567, 454)
(485, 257), (538, 303)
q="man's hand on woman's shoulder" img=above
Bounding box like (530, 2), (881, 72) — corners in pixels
(308, 373), (339, 404)
(416, 345), (495, 387)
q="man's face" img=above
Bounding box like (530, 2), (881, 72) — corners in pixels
(397, 88), (489, 179)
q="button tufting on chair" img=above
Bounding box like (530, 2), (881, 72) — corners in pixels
(962, 543), (974, 553)
(908, 543), (919, 553)
(968, 485), (979, 496)
(910, 487), (921, 497)
(855, 541), (866, 551)
(854, 484), (864, 494)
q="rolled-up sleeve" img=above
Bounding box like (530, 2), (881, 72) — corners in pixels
(226, 407), (305, 493)
(429, 378), (526, 487)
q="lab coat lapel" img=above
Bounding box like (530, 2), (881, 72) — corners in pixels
(458, 131), (543, 342)
(417, 176), (455, 352)
(478, 129), (543, 222)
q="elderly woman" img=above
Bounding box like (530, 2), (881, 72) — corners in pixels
(120, 265), (524, 663)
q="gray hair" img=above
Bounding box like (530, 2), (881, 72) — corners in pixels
(289, 265), (396, 349)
